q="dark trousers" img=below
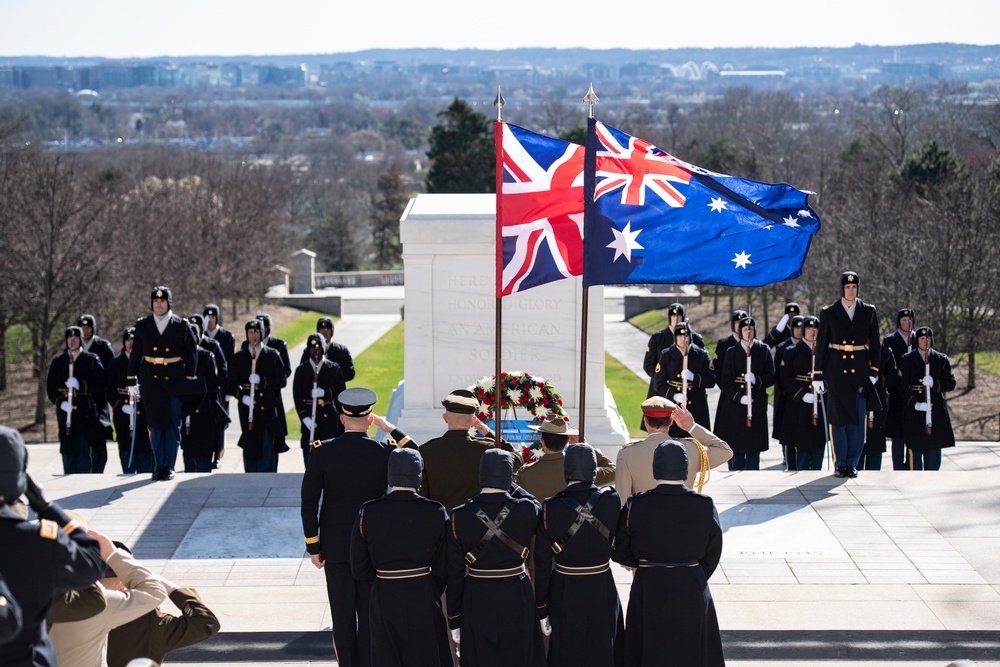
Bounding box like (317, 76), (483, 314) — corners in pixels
(728, 451), (760, 470)
(302, 444), (311, 468)
(891, 437), (909, 470)
(89, 439), (108, 473)
(784, 445), (798, 471)
(183, 454), (213, 472)
(149, 396), (182, 470)
(214, 399), (229, 461)
(324, 562), (372, 667)
(119, 447), (154, 474)
(61, 434), (93, 474)
(859, 451), (883, 470)
(909, 448), (942, 471)
(797, 448), (824, 471)
(243, 428), (278, 473)
(831, 394), (866, 469)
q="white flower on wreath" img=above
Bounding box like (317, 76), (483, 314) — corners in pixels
(528, 386), (544, 401)
(481, 377), (495, 391)
(534, 404), (549, 419)
(507, 388), (523, 405)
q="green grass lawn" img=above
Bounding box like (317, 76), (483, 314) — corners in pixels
(975, 351), (1000, 376)
(273, 311), (339, 348)
(605, 351), (649, 438)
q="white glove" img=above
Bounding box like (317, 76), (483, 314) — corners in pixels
(450, 628), (461, 644)
(740, 395), (751, 405)
(122, 404), (133, 415)
(311, 387), (325, 398)
(65, 377), (80, 390)
(128, 385), (140, 398)
(812, 380), (826, 394)
(673, 393), (687, 404)
(302, 417), (315, 432)
(681, 369), (695, 381)
(60, 400), (72, 412)
(745, 371), (756, 385)
(248, 373), (261, 385)
(870, 376), (878, 386)
(539, 617), (552, 636)
(915, 402), (931, 413)
(776, 313), (789, 332)
(241, 395), (252, 406)
(923, 375), (934, 388)
(803, 393), (815, 404)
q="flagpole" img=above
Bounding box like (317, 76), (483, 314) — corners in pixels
(578, 84), (600, 441)
(493, 86), (505, 446)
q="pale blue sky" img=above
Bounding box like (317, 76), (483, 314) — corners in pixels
(1, 0), (996, 58)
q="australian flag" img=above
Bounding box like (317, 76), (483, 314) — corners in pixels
(583, 118), (820, 288)
(496, 122), (585, 297)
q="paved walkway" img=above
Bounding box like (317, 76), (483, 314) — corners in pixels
(19, 288), (1000, 666)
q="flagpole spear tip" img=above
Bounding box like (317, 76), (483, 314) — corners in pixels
(494, 85), (506, 122)
(583, 83), (600, 119)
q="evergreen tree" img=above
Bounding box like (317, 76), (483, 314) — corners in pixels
(370, 164), (408, 268)
(424, 98), (494, 194)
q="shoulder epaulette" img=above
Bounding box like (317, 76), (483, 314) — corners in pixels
(821, 305), (829, 311)
(39, 519), (58, 540)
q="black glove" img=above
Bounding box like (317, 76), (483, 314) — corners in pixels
(24, 473), (50, 516)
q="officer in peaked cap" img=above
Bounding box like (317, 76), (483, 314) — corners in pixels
(415, 389), (523, 517)
(813, 271), (882, 479)
(616, 395), (731, 503)
(301, 386), (411, 667)
(293, 334), (348, 467)
(0, 426), (106, 667)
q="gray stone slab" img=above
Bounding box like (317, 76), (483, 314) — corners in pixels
(175, 507), (306, 558)
(720, 503), (849, 559)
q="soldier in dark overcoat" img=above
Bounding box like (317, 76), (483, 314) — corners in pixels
(898, 326), (956, 470)
(46, 326), (106, 475)
(715, 316), (775, 470)
(299, 317), (356, 382)
(180, 321), (224, 473)
(203, 303), (236, 468)
(860, 339), (899, 470)
(293, 333), (347, 467)
(883, 308), (916, 469)
(350, 448), (451, 667)
(813, 272), (882, 479)
(0, 426), (106, 667)
(652, 322), (715, 437)
(78, 313), (115, 468)
(446, 449), (545, 667)
(778, 317), (827, 470)
(535, 444), (624, 667)
(772, 315), (804, 470)
(762, 302), (801, 349)
(301, 388), (402, 667)
(227, 319), (286, 473)
(127, 286), (200, 481)
(107, 328), (153, 474)
(711, 309), (748, 387)
(611, 441), (724, 667)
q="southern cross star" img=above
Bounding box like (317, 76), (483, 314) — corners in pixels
(607, 221), (644, 263)
(783, 215), (800, 227)
(732, 251), (752, 269)
(708, 197), (727, 212)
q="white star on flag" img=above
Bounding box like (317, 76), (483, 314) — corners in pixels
(732, 251), (752, 269)
(607, 221), (644, 263)
(783, 215), (800, 227)
(708, 197), (727, 212)
(798, 209), (813, 218)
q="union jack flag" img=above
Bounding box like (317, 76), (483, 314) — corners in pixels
(496, 122), (584, 297)
(584, 118), (821, 288)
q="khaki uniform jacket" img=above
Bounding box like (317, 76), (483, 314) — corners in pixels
(614, 424), (732, 504)
(514, 449), (616, 501)
(106, 587), (221, 667)
(49, 550), (167, 667)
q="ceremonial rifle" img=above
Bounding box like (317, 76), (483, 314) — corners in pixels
(310, 366), (319, 442)
(745, 345), (753, 429)
(811, 343), (818, 427)
(680, 346), (689, 407)
(924, 350), (933, 436)
(66, 353), (75, 435)
(248, 347), (258, 431)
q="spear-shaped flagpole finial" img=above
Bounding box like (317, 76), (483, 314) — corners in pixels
(583, 83), (600, 119)
(494, 85), (506, 122)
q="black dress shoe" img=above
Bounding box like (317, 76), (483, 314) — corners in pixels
(847, 467), (859, 479)
(163, 467), (176, 481)
(833, 467), (846, 478)
(151, 468), (162, 481)
(212, 459), (222, 470)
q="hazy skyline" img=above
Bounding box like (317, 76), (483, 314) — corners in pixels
(2, 0), (997, 59)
